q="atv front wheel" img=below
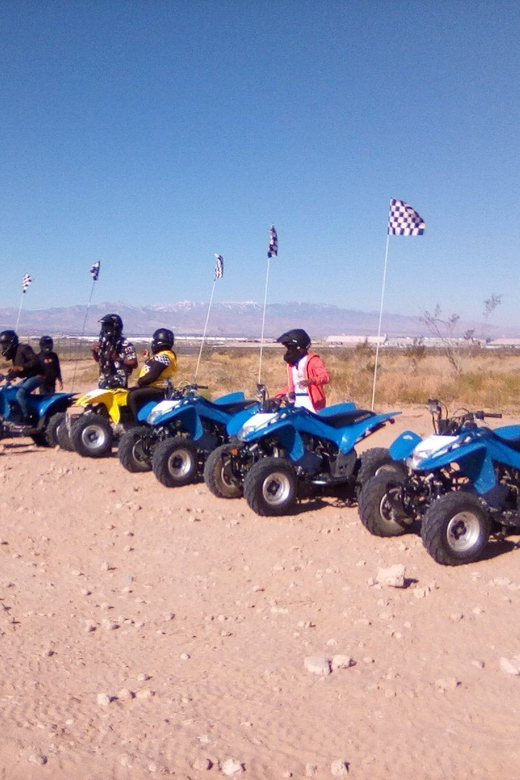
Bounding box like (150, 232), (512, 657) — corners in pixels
(71, 415), (114, 458)
(243, 457), (297, 517)
(204, 444), (243, 499)
(356, 447), (407, 492)
(118, 426), (155, 473)
(421, 492), (490, 566)
(358, 472), (413, 537)
(152, 437), (199, 487)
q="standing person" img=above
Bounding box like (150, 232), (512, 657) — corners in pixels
(37, 336), (63, 394)
(275, 329), (330, 412)
(0, 330), (45, 423)
(91, 314), (138, 389)
(127, 328), (177, 419)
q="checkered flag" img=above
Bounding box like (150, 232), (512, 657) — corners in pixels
(22, 273), (33, 293)
(267, 225), (278, 258)
(213, 254), (224, 280)
(388, 199), (425, 236)
(90, 261), (100, 281)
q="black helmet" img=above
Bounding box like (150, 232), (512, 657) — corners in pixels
(0, 329), (19, 360)
(277, 329), (311, 350)
(39, 335), (54, 352)
(99, 313), (123, 338)
(151, 328), (175, 354)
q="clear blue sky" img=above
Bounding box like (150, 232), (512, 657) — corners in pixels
(1, 0), (519, 328)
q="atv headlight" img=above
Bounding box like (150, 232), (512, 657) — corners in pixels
(238, 412), (278, 441)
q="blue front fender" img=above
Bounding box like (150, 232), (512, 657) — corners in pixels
(390, 430), (423, 461)
(242, 418), (306, 461)
(417, 440), (496, 494)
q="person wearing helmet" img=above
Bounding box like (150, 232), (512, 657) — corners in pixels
(0, 329), (46, 423)
(127, 328), (178, 419)
(91, 314), (138, 389)
(275, 328), (330, 412)
(37, 336), (63, 394)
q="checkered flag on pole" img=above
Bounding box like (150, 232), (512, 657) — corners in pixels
(388, 199), (425, 236)
(213, 254), (224, 280)
(267, 225), (278, 257)
(90, 261), (100, 281)
(22, 273), (33, 293)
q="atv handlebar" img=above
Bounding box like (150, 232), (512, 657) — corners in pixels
(432, 402), (503, 435)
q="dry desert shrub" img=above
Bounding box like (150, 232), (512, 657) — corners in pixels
(9, 343), (520, 413)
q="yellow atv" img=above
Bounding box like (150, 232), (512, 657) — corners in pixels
(62, 388), (132, 458)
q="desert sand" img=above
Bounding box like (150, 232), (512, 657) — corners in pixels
(1, 400), (520, 780)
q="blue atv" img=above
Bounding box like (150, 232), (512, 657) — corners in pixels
(358, 399), (513, 566)
(118, 384), (260, 484)
(203, 390), (400, 516)
(0, 373), (76, 447)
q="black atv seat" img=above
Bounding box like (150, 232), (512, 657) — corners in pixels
(313, 408), (376, 429)
(491, 430), (520, 452)
(216, 400), (258, 415)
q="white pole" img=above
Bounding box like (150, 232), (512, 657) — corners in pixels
(258, 256), (271, 384)
(71, 278), (97, 391)
(370, 232), (390, 411)
(195, 279), (217, 381)
(15, 290), (25, 332)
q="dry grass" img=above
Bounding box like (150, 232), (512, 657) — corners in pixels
(5, 344), (520, 413)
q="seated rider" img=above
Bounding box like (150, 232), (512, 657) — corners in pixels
(37, 335), (63, 394)
(275, 328), (330, 412)
(127, 328), (178, 420)
(0, 329), (46, 424)
(91, 314), (138, 389)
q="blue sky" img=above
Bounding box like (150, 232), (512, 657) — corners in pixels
(1, 0), (519, 329)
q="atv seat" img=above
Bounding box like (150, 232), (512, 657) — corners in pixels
(311, 408), (376, 429)
(215, 400), (258, 415)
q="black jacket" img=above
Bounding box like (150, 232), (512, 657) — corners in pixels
(10, 344), (43, 379)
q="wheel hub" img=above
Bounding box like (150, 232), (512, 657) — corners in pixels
(446, 511), (481, 552)
(262, 473), (292, 506)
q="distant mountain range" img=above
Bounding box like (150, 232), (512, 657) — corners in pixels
(0, 300), (516, 339)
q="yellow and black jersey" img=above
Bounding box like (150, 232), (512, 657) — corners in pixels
(137, 349), (177, 388)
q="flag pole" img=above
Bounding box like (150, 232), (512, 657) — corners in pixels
(80, 277), (97, 338)
(258, 256), (271, 385)
(71, 262), (101, 391)
(370, 232), (390, 411)
(194, 278), (217, 381)
(258, 225), (278, 385)
(15, 289), (25, 332)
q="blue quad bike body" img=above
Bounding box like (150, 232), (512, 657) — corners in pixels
(358, 398), (520, 565)
(203, 394), (401, 516)
(117, 384), (261, 484)
(0, 374), (76, 447)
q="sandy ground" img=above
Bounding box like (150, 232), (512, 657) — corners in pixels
(1, 388), (520, 780)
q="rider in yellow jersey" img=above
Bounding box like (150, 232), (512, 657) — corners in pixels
(127, 328), (178, 420)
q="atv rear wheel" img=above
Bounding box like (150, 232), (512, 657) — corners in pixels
(30, 431), (50, 447)
(57, 418), (75, 451)
(243, 457), (297, 517)
(71, 414), (114, 458)
(356, 447), (407, 493)
(358, 472), (413, 537)
(152, 437), (199, 487)
(46, 412), (67, 448)
(421, 492), (490, 566)
(204, 444), (243, 499)
(118, 426), (155, 473)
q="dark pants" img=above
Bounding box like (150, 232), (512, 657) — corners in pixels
(16, 376), (45, 420)
(127, 387), (165, 421)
